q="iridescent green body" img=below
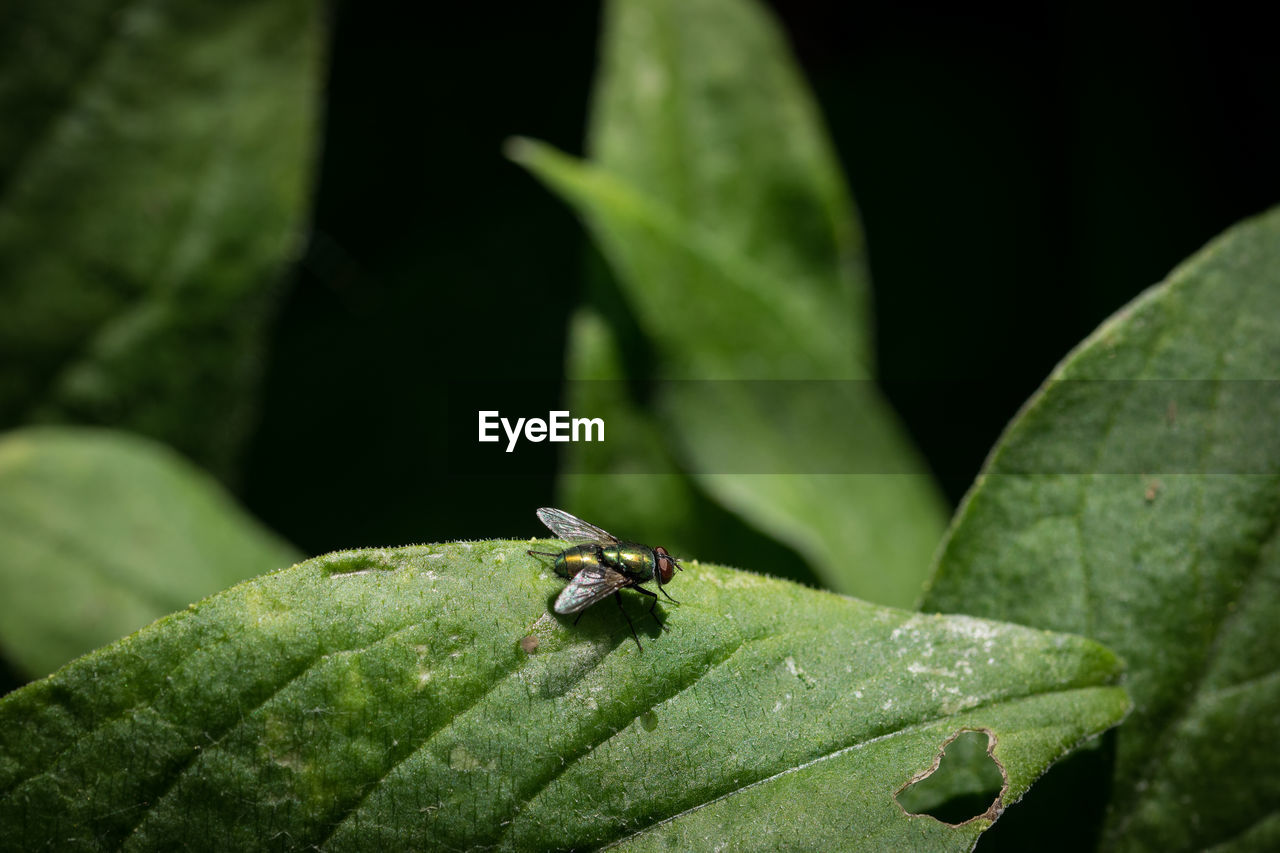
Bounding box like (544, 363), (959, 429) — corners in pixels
(553, 542), (656, 583)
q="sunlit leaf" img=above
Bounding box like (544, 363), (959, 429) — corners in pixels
(0, 541), (1127, 850)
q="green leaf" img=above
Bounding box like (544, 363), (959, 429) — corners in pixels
(0, 541), (1127, 851)
(921, 206), (1280, 850)
(509, 0), (947, 604)
(0, 426), (300, 678)
(557, 308), (715, 568)
(585, 0), (868, 378)
(558, 307), (823, 590)
(0, 0), (324, 477)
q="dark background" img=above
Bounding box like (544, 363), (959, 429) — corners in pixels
(241, 1), (1280, 557)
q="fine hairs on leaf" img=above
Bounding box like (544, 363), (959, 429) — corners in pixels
(0, 542), (1128, 851)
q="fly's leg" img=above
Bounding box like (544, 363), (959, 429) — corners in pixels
(613, 591), (643, 650)
(630, 586), (665, 632)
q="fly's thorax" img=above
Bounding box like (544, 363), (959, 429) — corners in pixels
(603, 542), (655, 581)
(554, 544), (605, 579)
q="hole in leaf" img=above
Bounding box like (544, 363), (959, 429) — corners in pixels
(896, 729), (1006, 826)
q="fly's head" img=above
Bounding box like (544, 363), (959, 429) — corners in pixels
(654, 546), (682, 586)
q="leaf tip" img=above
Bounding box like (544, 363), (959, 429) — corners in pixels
(502, 135), (539, 165)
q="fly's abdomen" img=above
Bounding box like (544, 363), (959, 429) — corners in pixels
(603, 542), (655, 581)
(554, 545), (605, 579)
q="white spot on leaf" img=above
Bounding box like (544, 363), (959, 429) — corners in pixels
(449, 745), (493, 772)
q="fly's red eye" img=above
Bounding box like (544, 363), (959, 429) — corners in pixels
(656, 550), (676, 584)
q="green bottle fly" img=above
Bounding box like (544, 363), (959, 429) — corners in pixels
(527, 508), (682, 649)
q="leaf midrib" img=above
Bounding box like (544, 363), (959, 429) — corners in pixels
(600, 685), (1119, 851)
(497, 625), (1117, 851)
(489, 631), (754, 850)
(582, 159), (852, 378)
(124, 619), (523, 850)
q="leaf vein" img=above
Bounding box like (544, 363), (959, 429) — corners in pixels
(0, 0), (142, 204)
(600, 685), (1108, 850)
(0, 605), (198, 800)
(495, 630), (755, 848)
(1201, 664), (1280, 703)
(0, 501), (178, 617)
(119, 620), (433, 845)
(1109, 483), (1280, 842)
(313, 647), (532, 849)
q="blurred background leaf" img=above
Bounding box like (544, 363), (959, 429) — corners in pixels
(232, 0), (1278, 570)
(0, 0), (324, 480)
(0, 426), (299, 680)
(923, 207), (1280, 850)
(510, 0), (949, 605)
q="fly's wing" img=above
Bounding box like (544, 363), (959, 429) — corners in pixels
(554, 564), (629, 614)
(536, 507), (619, 545)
